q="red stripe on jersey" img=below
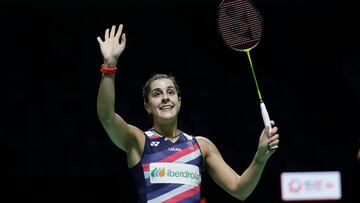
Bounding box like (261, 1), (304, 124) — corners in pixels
(142, 164), (149, 172)
(160, 143), (199, 163)
(162, 185), (201, 203)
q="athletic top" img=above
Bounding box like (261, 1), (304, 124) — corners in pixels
(131, 129), (203, 203)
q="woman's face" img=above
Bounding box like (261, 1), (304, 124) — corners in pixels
(145, 78), (181, 123)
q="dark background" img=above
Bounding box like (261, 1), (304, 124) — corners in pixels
(5, 0), (360, 202)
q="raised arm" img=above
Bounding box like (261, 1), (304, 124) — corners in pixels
(96, 24), (144, 159)
(197, 121), (279, 201)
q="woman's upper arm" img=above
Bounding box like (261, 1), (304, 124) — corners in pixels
(196, 136), (240, 195)
(101, 113), (145, 153)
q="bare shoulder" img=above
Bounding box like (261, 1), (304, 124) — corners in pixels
(195, 136), (212, 145)
(195, 136), (218, 157)
(127, 124), (146, 144)
(195, 136), (218, 146)
(128, 124), (145, 136)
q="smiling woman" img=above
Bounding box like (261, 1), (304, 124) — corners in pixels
(96, 24), (279, 203)
(142, 74), (182, 129)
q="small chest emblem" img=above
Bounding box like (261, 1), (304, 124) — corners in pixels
(150, 141), (160, 147)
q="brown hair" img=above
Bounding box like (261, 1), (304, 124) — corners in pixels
(142, 73), (181, 103)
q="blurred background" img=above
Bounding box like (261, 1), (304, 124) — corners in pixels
(5, 0), (359, 202)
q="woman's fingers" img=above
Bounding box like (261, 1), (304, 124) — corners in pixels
(105, 28), (110, 40)
(110, 25), (116, 38)
(115, 24), (123, 39)
(270, 120), (275, 126)
(96, 36), (103, 44)
(268, 139), (279, 150)
(121, 33), (126, 46)
(101, 25), (125, 42)
(270, 126), (278, 135)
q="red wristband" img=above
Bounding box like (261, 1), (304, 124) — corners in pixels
(100, 64), (117, 74)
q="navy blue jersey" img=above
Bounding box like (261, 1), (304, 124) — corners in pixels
(131, 129), (203, 203)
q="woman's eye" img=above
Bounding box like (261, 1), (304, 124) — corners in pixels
(168, 90), (175, 95)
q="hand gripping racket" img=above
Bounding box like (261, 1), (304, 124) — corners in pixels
(217, 0), (277, 149)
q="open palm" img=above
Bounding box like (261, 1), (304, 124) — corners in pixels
(97, 24), (126, 66)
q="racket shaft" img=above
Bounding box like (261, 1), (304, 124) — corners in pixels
(260, 101), (278, 149)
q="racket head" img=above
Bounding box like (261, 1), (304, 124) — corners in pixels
(217, 0), (263, 52)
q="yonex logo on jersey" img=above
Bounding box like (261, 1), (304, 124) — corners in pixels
(150, 141), (160, 147)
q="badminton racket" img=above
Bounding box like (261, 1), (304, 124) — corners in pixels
(217, 0), (277, 149)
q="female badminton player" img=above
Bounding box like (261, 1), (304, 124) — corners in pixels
(96, 24), (279, 203)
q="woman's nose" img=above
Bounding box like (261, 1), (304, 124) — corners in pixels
(161, 95), (170, 103)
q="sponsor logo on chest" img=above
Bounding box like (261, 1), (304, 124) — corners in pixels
(149, 162), (201, 186)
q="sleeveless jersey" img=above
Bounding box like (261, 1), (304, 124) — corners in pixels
(131, 129), (203, 203)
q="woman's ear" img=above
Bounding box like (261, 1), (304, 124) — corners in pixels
(178, 96), (182, 110)
(144, 102), (151, 114)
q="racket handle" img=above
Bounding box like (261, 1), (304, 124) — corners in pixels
(260, 100), (278, 149)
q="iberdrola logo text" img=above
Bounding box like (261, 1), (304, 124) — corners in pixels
(150, 167), (201, 181)
(149, 163), (201, 186)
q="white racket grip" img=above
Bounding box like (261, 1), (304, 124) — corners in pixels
(260, 101), (278, 149)
(260, 101), (271, 129)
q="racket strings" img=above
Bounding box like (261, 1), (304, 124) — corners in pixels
(218, 0), (262, 50)
(217, 0), (274, 137)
